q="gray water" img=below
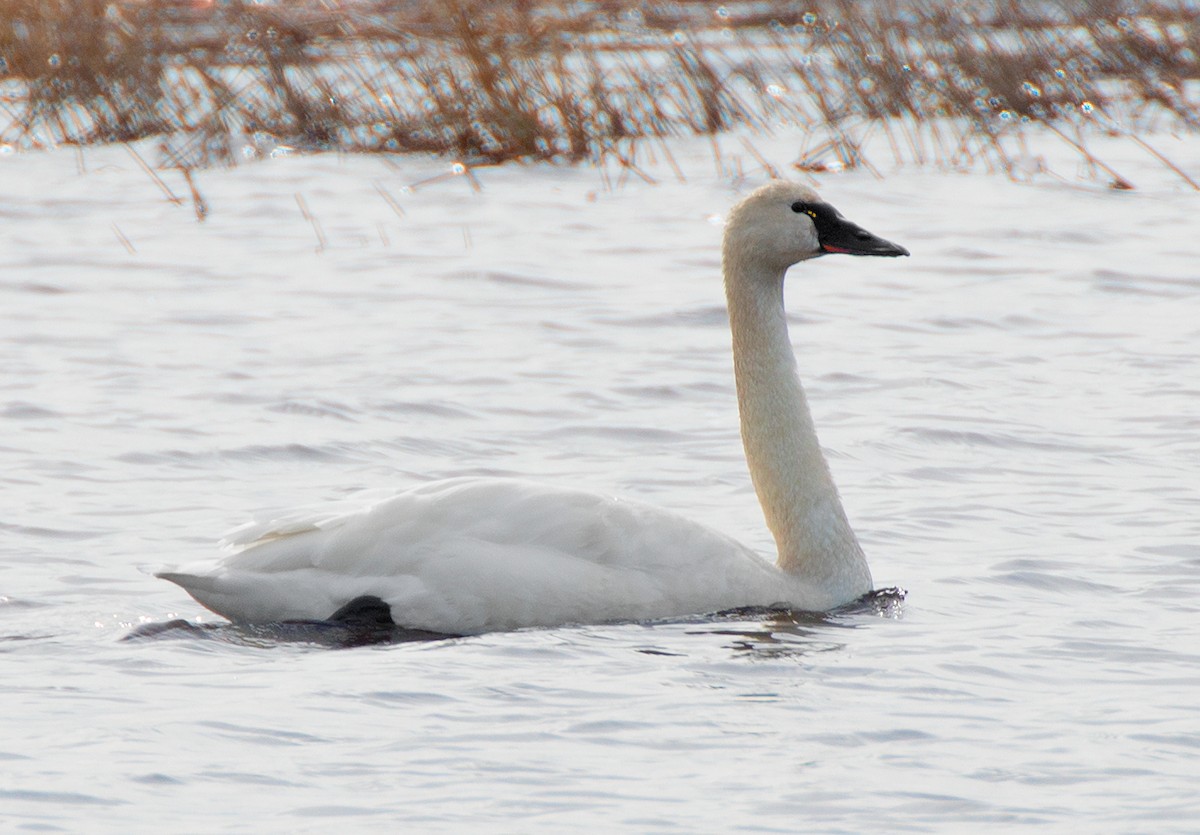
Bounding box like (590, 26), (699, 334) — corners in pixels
(2, 140), (1198, 831)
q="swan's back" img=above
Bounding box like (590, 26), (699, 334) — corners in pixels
(160, 477), (801, 633)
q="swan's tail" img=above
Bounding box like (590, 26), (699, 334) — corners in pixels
(156, 570), (220, 594)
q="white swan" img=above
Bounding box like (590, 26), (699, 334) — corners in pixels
(158, 181), (908, 634)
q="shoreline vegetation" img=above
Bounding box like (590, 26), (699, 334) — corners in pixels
(1, 0), (1197, 189)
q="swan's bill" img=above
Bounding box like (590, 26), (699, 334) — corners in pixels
(795, 200), (910, 257)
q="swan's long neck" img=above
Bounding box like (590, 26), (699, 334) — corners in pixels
(723, 252), (871, 595)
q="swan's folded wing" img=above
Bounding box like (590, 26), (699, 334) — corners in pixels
(156, 477), (789, 629)
(219, 500), (378, 551)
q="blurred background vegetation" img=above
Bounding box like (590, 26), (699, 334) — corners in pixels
(1, 0), (1196, 185)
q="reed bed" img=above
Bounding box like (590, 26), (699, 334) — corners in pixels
(1, 0), (1197, 187)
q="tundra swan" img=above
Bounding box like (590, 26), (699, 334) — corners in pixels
(158, 182), (908, 634)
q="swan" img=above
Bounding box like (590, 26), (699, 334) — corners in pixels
(158, 181), (908, 634)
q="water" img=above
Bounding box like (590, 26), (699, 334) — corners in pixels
(2, 134), (1198, 831)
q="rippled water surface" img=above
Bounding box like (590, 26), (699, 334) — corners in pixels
(3, 135), (1198, 831)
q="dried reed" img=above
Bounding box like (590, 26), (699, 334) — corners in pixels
(1, 0), (1196, 187)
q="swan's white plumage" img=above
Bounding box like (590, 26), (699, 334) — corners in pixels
(162, 477), (823, 634)
(158, 181), (907, 633)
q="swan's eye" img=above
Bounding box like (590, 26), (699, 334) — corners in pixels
(792, 202), (818, 221)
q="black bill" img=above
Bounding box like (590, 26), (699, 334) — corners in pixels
(810, 203), (909, 257)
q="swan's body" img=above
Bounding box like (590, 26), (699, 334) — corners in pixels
(163, 478), (811, 633)
(159, 182), (908, 634)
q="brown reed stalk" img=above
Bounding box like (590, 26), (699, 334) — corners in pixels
(0, 0), (1195, 189)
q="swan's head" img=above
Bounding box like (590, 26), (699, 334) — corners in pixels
(723, 181), (909, 274)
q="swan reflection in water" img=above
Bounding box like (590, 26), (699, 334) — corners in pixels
(126, 588), (905, 652)
(681, 587), (906, 659)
